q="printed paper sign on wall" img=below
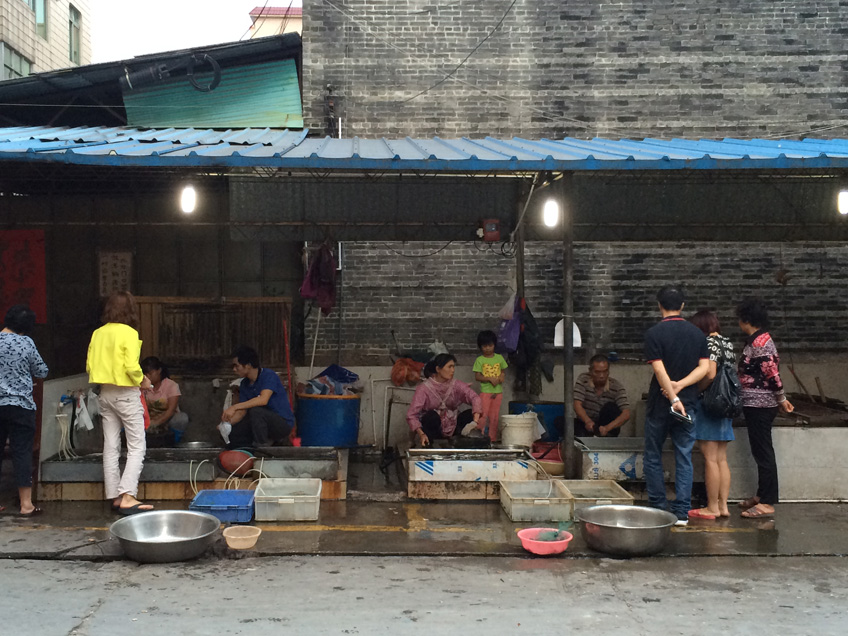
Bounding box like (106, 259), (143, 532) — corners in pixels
(0, 230), (47, 323)
(98, 251), (133, 297)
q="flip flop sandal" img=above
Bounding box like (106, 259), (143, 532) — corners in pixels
(118, 503), (154, 516)
(19, 507), (43, 518)
(688, 509), (717, 520)
(741, 505), (774, 519)
(738, 497), (759, 509)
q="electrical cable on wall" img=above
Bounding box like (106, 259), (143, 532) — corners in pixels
(400, 0), (518, 104)
(381, 241), (454, 257)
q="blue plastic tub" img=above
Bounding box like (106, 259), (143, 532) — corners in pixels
(189, 489), (255, 524)
(296, 393), (361, 447)
(509, 401), (564, 442)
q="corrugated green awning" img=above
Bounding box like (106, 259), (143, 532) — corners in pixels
(122, 58), (302, 128)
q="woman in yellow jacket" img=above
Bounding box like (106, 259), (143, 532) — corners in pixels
(87, 292), (153, 515)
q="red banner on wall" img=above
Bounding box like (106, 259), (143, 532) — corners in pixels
(0, 230), (47, 324)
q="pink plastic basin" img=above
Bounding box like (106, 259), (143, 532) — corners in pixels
(517, 527), (574, 556)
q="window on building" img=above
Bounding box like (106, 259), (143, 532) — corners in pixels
(22, 0), (35, 10)
(2, 43), (32, 80)
(68, 4), (81, 64)
(35, 0), (47, 39)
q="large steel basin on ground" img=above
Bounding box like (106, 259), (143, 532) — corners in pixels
(109, 510), (221, 563)
(576, 504), (677, 557)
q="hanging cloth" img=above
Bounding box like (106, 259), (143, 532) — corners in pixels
(300, 243), (337, 315)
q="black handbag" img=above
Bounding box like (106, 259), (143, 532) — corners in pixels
(701, 360), (743, 419)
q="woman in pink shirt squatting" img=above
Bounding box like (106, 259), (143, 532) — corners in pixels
(407, 354), (483, 447)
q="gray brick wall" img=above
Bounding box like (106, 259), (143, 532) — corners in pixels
(302, 0), (848, 139)
(306, 241), (848, 364)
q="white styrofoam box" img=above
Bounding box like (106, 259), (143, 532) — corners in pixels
(254, 478), (322, 522)
(499, 480), (573, 522)
(558, 480), (634, 518)
(575, 437), (704, 482)
(408, 458), (536, 482)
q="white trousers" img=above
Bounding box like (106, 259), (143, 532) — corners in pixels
(99, 385), (146, 500)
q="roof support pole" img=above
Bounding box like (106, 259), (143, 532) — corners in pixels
(515, 192), (526, 299)
(559, 172), (577, 478)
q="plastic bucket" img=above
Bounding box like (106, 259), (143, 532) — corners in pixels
(500, 413), (537, 448)
(509, 401), (564, 441)
(295, 393), (361, 447)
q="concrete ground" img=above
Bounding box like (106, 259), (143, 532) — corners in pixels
(3, 555), (847, 635)
(2, 460), (848, 634)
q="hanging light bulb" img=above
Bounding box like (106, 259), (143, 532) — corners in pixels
(543, 199), (559, 227)
(838, 190), (848, 215)
(180, 185), (197, 214)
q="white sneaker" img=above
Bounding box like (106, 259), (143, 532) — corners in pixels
(217, 422), (232, 444)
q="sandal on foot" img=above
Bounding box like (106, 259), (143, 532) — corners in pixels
(19, 507), (43, 518)
(741, 504), (774, 519)
(118, 503), (154, 516)
(688, 509), (717, 520)
(738, 497), (759, 509)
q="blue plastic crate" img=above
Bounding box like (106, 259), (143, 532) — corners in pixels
(189, 489), (255, 524)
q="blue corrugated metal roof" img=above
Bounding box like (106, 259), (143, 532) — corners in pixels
(1, 126), (847, 171)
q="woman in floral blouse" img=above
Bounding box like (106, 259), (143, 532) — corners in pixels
(736, 298), (794, 519)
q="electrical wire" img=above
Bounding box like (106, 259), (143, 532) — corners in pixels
(277, 0), (297, 36)
(240, 0), (272, 41)
(400, 0), (518, 104)
(381, 241), (454, 257)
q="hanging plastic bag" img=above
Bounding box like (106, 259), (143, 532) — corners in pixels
(75, 394), (94, 431)
(86, 389), (100, 419)
(497, 297), (522, 353)
(498, 292), (517, 320)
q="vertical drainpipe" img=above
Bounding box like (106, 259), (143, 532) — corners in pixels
(559, 173), (577, 478)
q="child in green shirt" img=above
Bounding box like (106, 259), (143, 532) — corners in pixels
(472, 330), (508, 442)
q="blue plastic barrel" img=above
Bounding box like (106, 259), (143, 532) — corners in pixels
(296, 393), (361, 447)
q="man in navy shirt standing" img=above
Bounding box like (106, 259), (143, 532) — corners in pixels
(222, 345), (295, 448)
(644, 287), (709, 521)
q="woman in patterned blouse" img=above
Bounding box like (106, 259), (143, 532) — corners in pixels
(0, 305), (49, 516)
(736, 298), (794, 519)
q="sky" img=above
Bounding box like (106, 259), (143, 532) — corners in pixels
(89, 0), (301, 64)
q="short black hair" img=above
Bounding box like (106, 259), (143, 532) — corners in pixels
(657, 286), (685, 311)
(232, 345), (260, 368)
(432, 353), (457, 370)
(736, 297), (770, 330)
(4, 304), (36, 335)
(477, 330), (497, 349)
(588, 354), (609, 368)
(141, 356), (170, 379)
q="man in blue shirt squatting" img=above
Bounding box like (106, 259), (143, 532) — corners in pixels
(221, 345), (295, 448)
(643, 286), (709, 522)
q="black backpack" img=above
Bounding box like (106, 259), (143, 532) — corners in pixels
(701, 359), (743, 419)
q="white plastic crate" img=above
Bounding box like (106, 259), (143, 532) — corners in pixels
(499, 480), (573, 522)
(254, 478), (322, 522)
(558, 479), (633, 518)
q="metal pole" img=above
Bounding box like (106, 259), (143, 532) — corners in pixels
(515, 197), (526, 299)
(559, 173), (577, 478)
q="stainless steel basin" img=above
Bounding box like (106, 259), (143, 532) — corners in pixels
(110, 510), (221, 563)
(576, 504), (677, 557)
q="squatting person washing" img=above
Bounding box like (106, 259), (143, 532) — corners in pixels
(407, 353), (483, 447)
